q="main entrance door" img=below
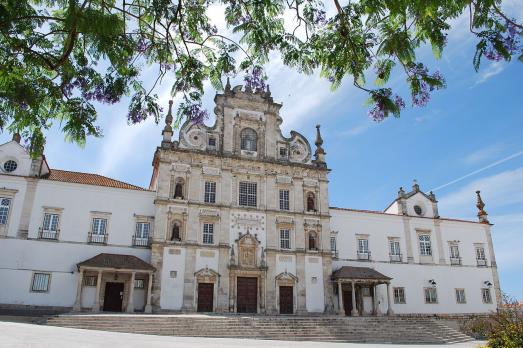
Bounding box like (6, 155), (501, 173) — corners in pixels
(343, 288), (360, 316)
(279, 286), (293, 314)
(197, 283), (214, 312)
(237, 277), (257, 313)
(103, 282), (123, 312)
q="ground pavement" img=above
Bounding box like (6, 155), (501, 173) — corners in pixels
(0, 321), (485, 348)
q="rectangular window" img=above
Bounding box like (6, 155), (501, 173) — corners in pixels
(239, 182), (257, 207)
(134, 279), (145, 289)
(394, 287), (406, 304)
(0, 198), (11, 225)
(279, 147), (288, 158)
(204, 181), (216, 203)
(92, 218), (107, 235)
(476, 247), (487, 266)
(419, 234), (432, 256)
(208, 137), (216, 147)
(358, 239), (369, 253)
(279, 189), (290, 210)
(202, 223), (214, 244)
(390, 241), (400, 255)
(424, 287), (438, 304)
(135, 222), (150, 239)
(280, 229), (290, 250)
(450, 245), (460, 258)
(83, 276), (97, 287)
(42, 213), (59, 232)
(455, 289), (466, 304)
(330, 236), (337, 253)
(31, 273), (50, 292)
(482, 288), (492, 304)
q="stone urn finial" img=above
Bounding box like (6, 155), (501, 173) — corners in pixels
(476, 190), (489, 224)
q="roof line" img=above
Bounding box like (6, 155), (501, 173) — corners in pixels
(329, 206), (482, 225)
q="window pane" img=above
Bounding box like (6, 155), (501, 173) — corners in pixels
(280, 229), (290, 249)
(203, 223), (214, 244)
(92, 218), (107, 235)
(32, 273), (50, 292)
(0, 198), (11, 225)
(390, 241), (400, 255)
(279, 190), (289, 210)
(239, 182), (257, 207)
(204, 182), (216, 203)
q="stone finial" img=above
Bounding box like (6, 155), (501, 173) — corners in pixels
(412, 179), (420, 192)
(230, 245), (236, 265)
(12, 133), (21, 144)
(398, 187), (405, 198)
(428, 191), (436, 202)
(162, 100), (174, 143)
(476, 190), (489, 224)
(313, 124), (327, 168)
(225, 77), (231, 93)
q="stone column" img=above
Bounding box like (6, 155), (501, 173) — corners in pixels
(126, 272), (136, 313)
(374, 284), (381, 316)
(145, 272), (153, 313)
(73, 269), (84, 311)
(371, 283), (376, 316)
(351, 281), (358, 316)
(337, 281), (344, 316)
(386, 283), (393, 316)
(92, 270), (103, 312)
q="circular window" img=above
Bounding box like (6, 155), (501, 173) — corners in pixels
(3, 160), (17, 173)
(414, 205), (423, 216)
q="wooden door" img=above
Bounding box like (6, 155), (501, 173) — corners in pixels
(237, 277), (257, 313)
(197, 283), (214, 312)
(103, 282), (123, 312)
(342, 290), (353, 316)
(279, 286), (293, 314)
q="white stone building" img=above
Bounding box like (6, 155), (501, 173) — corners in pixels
(0, 84), (500, 316)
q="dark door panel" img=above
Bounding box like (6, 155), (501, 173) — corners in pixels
(279, 286), (293, 314)
(237, 277), (257, 313)
(103, 282), (123, 312)
(197, 283), (214, 312)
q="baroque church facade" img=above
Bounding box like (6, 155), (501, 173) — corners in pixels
(0, 83), (500, 316)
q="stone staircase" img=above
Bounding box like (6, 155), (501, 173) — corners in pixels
(46, 314), (473, 344)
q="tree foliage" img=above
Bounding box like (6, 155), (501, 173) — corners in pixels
(0, 0), (521, 154)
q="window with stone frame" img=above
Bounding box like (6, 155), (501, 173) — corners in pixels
(202, 223), (214, 244)
(306, 192), (316, 212)
(358, 238), (369, 254)
(279, 147), (288, 159)
(308, 231), (318, 251)
(482, 288), (493, 304)
(92, 218), (107, 235)
(389, 240), (400, 256)
(83, 276), (97, 287)
(393, 287), (406, 304)
(280, 229), (291, 250)
(135, 222), (150, 239)
(424, 287), (438, 304)
(134, 279), (145, 289)
(171, 221), (182, 241)
(40, 212), (60, 239)
(455, 288), (466, 304)
(239, 182), (257, 207)
(330, 236), (337, 253)
(279, 189), (289, 210)
(240, 127), (257, 151)
(204, 181), (216, 203)
(476, 246), (487, 266)
(0, 197), (11, 225)
(419, 234), (432, 256)
(31, 272), (50, 292)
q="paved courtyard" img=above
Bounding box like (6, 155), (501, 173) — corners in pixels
(0, 321), (485, 348)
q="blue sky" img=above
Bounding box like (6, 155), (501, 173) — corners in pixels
(2, 4), (522, 300)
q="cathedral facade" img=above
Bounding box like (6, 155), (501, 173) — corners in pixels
(0, 83), (500, 316)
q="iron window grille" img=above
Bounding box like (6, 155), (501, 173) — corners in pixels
(239, 182), (257, 207)
(279, 189), (290, 210)
(31, 273), (50, 292)
(203, 223), (214, 244)
(280, 229), (290, 250)
(204, 181), (216, 203)
(393, 287), (406, 304)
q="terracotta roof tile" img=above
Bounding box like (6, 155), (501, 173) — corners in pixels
(77, 253), (155, 271)
(45, 169), (146, 191)
(332, 266), (391, 281)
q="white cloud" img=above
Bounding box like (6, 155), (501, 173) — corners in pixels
(438, 166), (523, 219)
(473, 61), (505, 86)
(338, 123), (374, 138)
(463, 144), (505, 165)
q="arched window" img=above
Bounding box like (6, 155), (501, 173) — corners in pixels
(171, 222), (181, 241)
(308, 232), (317, 251)
(240, 128), (257, 151)
(173, 178), (184, 199)
(306, 193), (316, 212)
